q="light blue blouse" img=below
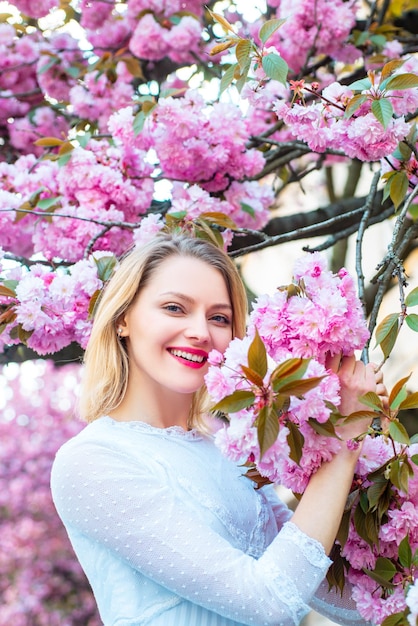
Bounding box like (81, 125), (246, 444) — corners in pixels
(51, 416), (367, 626)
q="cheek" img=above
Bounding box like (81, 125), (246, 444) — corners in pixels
(215, 328), (233, 352)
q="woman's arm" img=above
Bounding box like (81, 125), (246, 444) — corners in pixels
(292, 355), (380, 555)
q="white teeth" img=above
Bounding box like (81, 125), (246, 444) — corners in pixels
(170, 349), (205, 363)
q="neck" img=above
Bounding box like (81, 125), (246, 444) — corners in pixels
(109, 388), (193, 431)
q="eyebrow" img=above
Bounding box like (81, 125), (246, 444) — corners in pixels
(160, 291), (232, 310)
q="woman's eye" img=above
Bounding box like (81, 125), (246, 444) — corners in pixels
(164, 304), (183, 313)
(211, 314), (231, 325)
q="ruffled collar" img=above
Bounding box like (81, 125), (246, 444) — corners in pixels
(101, 415), (203, 441)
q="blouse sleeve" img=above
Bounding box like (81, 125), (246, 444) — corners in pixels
(262, 485), (369, 626)
(51, 438), (332, 626)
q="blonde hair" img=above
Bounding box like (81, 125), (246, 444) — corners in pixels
(80, 233), (248, 428)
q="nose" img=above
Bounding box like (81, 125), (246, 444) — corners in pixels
(184, 313), (210, 343)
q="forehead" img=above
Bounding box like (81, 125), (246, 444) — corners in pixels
(146, 255), (230, 299)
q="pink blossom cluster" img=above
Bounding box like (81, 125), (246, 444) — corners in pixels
(129, 13), (202, 64)
(205, 252), (369, 492)
(274, 81), (411, 162)
(0, 134), (154, 262)
(0, 25), (72, 155)
(9, 0), (58, 19)
(251, 0), (360, 73)
(342, 436), (418, 624)
(69, 64), (135, 131)
(170, 180), (273, 230)
(0, 254), (106, 355)
(127, 0), (204, 63)
(385, 56), (418, 117)
(206, 333), (342, 492)
(250, 252), (370, 363)
(0, 360), (100, 624)
(8, 106), (69, 157)
(149, 90), (265, 192)
(37, 32), (84, 102)
(0, 24), (42, 130)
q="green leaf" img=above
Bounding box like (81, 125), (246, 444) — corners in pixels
(406, 287), (418, 307)
(411, 454), (418, 465)
(389, 421), (410, 445)
(34, 137), (64, 147)
(365, 510), (380, 545)
(212, 389), (255, 413)
(389, 459), (411, 494)
(363, 557), (396, 588)
(261, 52), (288, 85)
(66, 65), (80, 79)
(380, 59), (406, 83)
(94, 255), (117, 282)
(208, 9), (236, 34)
(399, 391), (418, 410)
(276, 375), (324, 396)
(395, 141), (413, 162)
(220, 63), (237, 94)
(367, 476), (389, 509)
(359, 391), (384, 411)
(247, 328), (268, 378)
(241, 364), (265, 388)
(235, 59), (251, 93)
(370, 34), (387, 48)
(240, 202), (255, 218)
(326, 545), (347, 594)
(371, 98), (393, 129)
(210, 39), (237, 57)
(197, 211), (237, 229)
(57, 152), (73, 167)
(349, 77), (372, 91)
(88, 289), (101, 318)
(0, 284), (17, 298)
(270, 359), (310, 392)
(271, 358), (310, 387)
(37, 55), (60, 75)
(390, 171), (410, 209)
(380, 612), (407, 626)
(133, 111), (146, 135)
(336, 510), (351, 549)
(354, 504), (370, 544)
(389, 374), (411, 409)
(344, 94), (368, 119)
(36, 196), (60, 210)
(398, 535), (412, 569)
(258, 18), (286, 44)
(375, 313), (399, 359)
(406, 313), (418, 332)
(286, 420), (304, 465)
(257, 406), (279, 458)
(385, 73), (418, 91)
(235, 39), (252, 69)
(343, 410), (378, 424)
(308, 418), (339, 438)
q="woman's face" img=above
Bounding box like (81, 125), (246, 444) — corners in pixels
(120, 255), (233, 397)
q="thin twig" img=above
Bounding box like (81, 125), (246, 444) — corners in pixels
(357, 172), (381, 363)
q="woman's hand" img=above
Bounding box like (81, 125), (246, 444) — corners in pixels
(325, 353), (383, 441)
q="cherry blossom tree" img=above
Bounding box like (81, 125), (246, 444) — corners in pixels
(0, 360), (100, 624)
(1, 0), (418, 623)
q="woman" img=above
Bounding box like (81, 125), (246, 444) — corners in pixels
(51, 233), (384, 626)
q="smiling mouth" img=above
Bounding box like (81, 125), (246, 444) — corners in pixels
(169, 349), (207, 364)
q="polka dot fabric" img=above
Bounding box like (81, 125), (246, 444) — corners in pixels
(50, 417), (365, 626)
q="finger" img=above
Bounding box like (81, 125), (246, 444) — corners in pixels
(369, 363), (384, 384)
(376, 383), (388, 396)
(338, 354), (357, 375)
(325, 352), (342, 373)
